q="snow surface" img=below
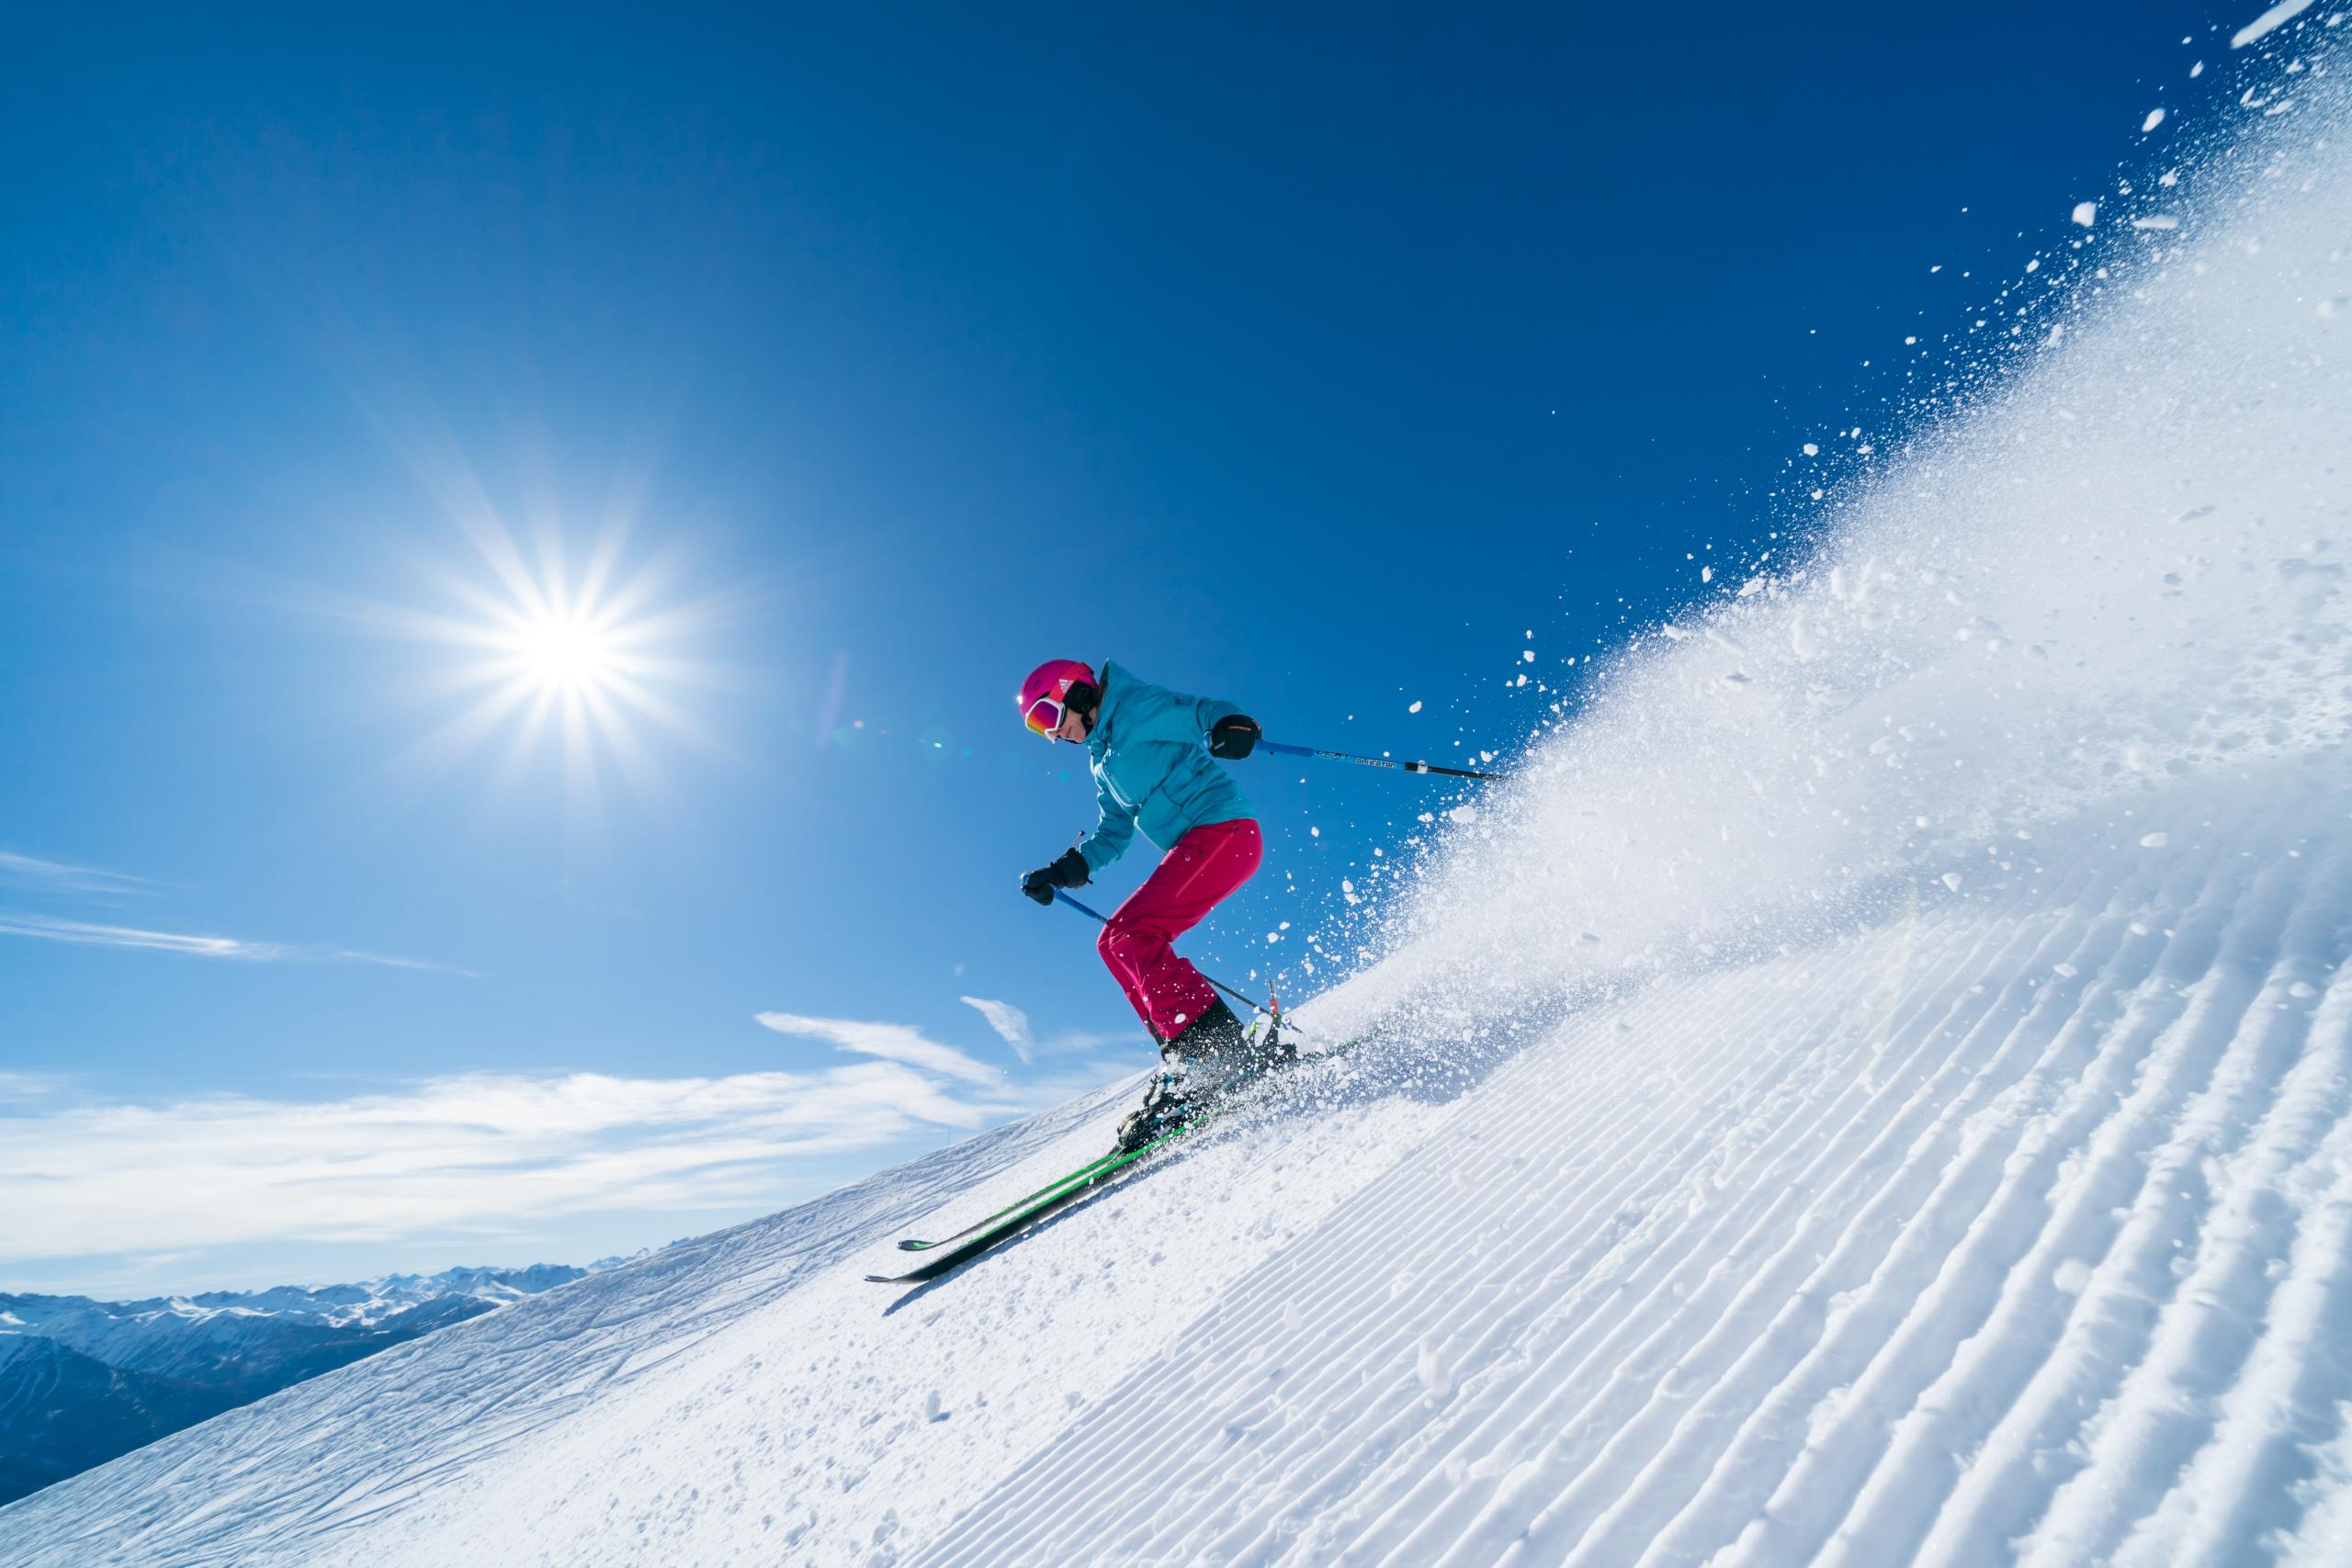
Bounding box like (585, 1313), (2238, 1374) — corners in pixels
(5, 21), (2350, 1568)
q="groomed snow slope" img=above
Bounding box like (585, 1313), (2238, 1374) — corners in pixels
(6, 17), (2351, 1568)
(925, 767), (2352, 1568)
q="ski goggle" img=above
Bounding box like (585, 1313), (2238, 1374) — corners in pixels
(1023, 694), (1067, 739)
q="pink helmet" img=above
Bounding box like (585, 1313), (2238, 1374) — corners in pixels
(1019, 659), (1096, 739)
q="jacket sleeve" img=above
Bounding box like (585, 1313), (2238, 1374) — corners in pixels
(1078, 772), (1137, 874)
(1125, 677), (1245, 750)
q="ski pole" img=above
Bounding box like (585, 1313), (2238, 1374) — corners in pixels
(1259, 739), (1510, 783)
(1052, 890), (1275, 1018)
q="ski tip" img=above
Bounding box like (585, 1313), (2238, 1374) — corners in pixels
(865, 1273), (906, 1284)
(896, 1239), (926, 1251)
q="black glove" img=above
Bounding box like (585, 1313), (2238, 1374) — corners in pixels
(1207, 715), (1261, 760)
(1020, 847), (1091, 906)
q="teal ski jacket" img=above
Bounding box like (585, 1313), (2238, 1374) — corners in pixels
(1076, 660), (1255, 874)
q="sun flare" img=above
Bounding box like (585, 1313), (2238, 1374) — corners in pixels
(364, 504), (739, 813)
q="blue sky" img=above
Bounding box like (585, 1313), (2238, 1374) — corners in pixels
(1, 2), (2232, 1295)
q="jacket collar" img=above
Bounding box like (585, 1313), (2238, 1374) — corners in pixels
(1087, 659), (1125, 757)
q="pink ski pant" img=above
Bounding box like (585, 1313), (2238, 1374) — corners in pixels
(1097, 818), (1262, 1041)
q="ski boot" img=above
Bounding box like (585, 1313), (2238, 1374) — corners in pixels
(1112, 999), (1290, 1154)
(1113, 1058), (1194, 1154)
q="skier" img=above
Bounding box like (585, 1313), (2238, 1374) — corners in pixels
(1016, 658), (1274, 1149)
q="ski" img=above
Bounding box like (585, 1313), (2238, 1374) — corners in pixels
(868, 1039), (1349, 1287)
(892, 1011), (1298, 1253)
(864, 1127), (1175, 1285)
(892, 1146), (1129, 1253)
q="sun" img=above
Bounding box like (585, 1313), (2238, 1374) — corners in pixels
(364, 507), (741, 814)
(514, 611), (616, 693)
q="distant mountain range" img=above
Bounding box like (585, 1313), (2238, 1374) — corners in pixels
(0, 1260), (628, 1505)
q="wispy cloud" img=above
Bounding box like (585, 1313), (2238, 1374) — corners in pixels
(1, 848), (466, 975)
(0, 913), (471, 975)
(0, 913), (270, 959)
(0, 1071), (71, 1104)
(959, 996), (1135, 1058)
(958, 997), (1035, 1063)
(0, 850), (153, 897)
(0, 1052), (1094, 1269)
(1057, 1029), (1140, 1051)
(753, 1012), (1001, 1085)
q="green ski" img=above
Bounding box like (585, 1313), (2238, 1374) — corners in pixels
(869, 1036), (1349, 1287)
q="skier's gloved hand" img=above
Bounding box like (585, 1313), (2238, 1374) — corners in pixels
(1020, 847), (1091, 906)
(1207, 715), (1261, 760)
